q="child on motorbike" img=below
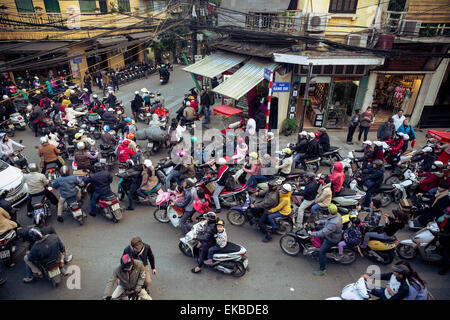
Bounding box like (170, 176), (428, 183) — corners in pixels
(337, 217), (362, 261)
(204, 220), (228, 265)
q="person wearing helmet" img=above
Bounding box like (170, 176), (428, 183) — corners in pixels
(82, 161), (113, 217)
(38, 135), (62, 174)
(292, 172), (319, 226)
(397, 118), (416, 151)
(212, 157), (231, 213)
(154, 102), (168, 118)
(0, 205), (18, 241)
(105, 89), (117, 109)
(0, 133), (25, 165)
(384, 132), (405, 167)
(362, 260), (411, 300)
(135, 159), (159, 203)
(352, 140), (373, 164)
(357, 159), (385, 210)
(80, 87), (90, 106)
(318, 127), (330, 154)
(191, 212), (219, 273)
(232, 136), (248, 164)
(243, 152), (264, 192)
(181, 100), (196, 125)
(310, 175), (333, 218)
(123, 117), (137, 137)
(297, 132), (320, 170)
(203, 220), (228, 265)
(415, 182), (449, 228)
(307, 203), (342, 276)
(276, 148), (293, 175)
(122, 159), (144, 211)
(64, 103), (87, 123)
(131, 91), (143, 121)
(175, 178), (198, 234)
(1, 94), (16, 120)
(51, 166), (82, 223)
(367, 140), (386, 165)
(200, 89), (210, 124)
(23, 227), (70, 283)
(416, 161), (445, 196)
(101, 125), (118, 147)
(291, 132), (309, 169)
(413, 146), (436, 173)
(377, 117), (395, 142)
(263, 184), (292, 242)
(103, 253), (151, 300)
(117, 139), (136, 164)
(74, 141), (97, 171)
(101, 107), (118, 127)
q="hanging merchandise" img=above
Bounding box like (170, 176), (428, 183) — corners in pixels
(394, 85), (406, 99)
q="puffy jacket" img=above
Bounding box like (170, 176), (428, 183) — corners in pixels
(306, 139), (320, 158)
(117, 144), (135, 163)
(254, 189), (279, 210)
(103, 260), (146, 298)
(0, 208), (17, 234)
(269, 191), (292, 215)
(174, 187), (197, 212)
(244, 163), (262, 176)
(328, 162), (345, 193)
(418, 172), (440, 192)
(314, 183), (332, 207)
(74, 150), (91, 168)
(83, 170), (113, 195)
(319, 133), (330, 153)
(397, 124), (416, 140)
(277, 156), (293, 175)
(367, 146), (386, 163)
(311, 213), (343, 243)
(28, 234), (66, 266)
(140, 167), (158, 191)
(385, 138), (404, 155)
(362, 166), (384, 187)
(377, 122), (395, 141)
(293, 179), (318, 201)
(102, 111), (117, 125)
(51, 176), (81, 199)
(183, 107), (196, 120)
(39, 142), (60, 163)
(292, 138), (308, 153)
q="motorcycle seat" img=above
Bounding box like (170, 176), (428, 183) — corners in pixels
(214, 242), (242, 254)
(321, 147), (339, 156)
(0, 229), (15, 240)
(377, 184), (396, 192)
(31, 195), (46, 205)
(100, 193), (117, 201)
(305, 157), (320, 163)
(335, 188), (357, 196)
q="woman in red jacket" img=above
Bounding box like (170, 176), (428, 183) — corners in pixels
(117, 140), (135, 163)
(328, 162), (345, 194)
(385, 133), (404, 166)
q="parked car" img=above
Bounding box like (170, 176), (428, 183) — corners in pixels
(0, 159), (28, 207)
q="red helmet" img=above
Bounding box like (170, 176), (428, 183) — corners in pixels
(314, 132), (320, 138)
(123, 139), (131, 145)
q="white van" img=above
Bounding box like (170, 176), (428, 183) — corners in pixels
(0, 159), (28, 207)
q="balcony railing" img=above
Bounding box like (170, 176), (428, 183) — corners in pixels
(384, 11), (450, 37)
(243, 11), (304, 35)
(0, 12), (66, 29)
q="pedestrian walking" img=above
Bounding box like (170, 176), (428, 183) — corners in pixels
(392, 110), (406, 131)
(397, 118), (416, 151)
(358, 107), (374, 142)
(346, 109), (361, 145)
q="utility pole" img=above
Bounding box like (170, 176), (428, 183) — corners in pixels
(299, 63), (313, 132)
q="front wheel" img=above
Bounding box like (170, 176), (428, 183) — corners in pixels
(379, 193), (393, 207)
(374, 250), (394, 265)
(276, 221), (292, 235)
(307, 162), (319, 173)
(279, 234), (301, 256)
(338, 248), (357, 265)
(230, 261), (246, 277)
(154, 207), (170, 223)
(396, 244), (417, 260)
(178, 241), (193, 257)
(227, 210), (246, 226)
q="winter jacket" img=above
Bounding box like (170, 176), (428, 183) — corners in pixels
(415, 153), (436, 172)
(397, 124), (416, 140)
(123, 243), (155, 269)
(65, 107), (85, 122)
(292, 138), (308, 153)
(117, 144), (135, 163)
(319, 133), (330, 153)
(140, 167), (158, 191)
(314, 183), (332, 207)
(74, 150), (91, 169)
(269, 191), (292, 215)
(101, 132), (117, 146)
(293, 179), (319, 201)
(174, 187), (197, 212)
(183, 107), (196, 120)
(197, 222), (218, 246)
(329, 162), (345, 193)
(418, 172), (440, 192)
(377, 122), (395, 141)
(306, 139), (320, 158)
(83, 170), (113, 195)
(22, 172), (48, 194)
(215, 165), (230, 187)
(277, 156), (293, 175)
(360, 111), (373, 127)
(180, 163), (196, 180)
(380, 273), (410, 300)
(254, 189), (279, 210)
(0, 208), (17, 234)
(51, 176), (81, 199)
(244, 163), (262, 176)
(354, 146), (373, 160)
(348, 113), (360, 127)
(216, 230), (227, 248)
(28, 234), (66, 266)
(362, 166), (385, 188)
(200, 93), (210, 108)
(311, 213), (343, 243)
(385, 138), (404, 155)
(39, 142), (60, 163)
(102, 111), (117, 125)
(103, 260), (146, 298)
(367, 146), (386, 163)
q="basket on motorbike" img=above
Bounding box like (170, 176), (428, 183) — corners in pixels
(206, 182), (215, 194)
(399, 198), (412, 214)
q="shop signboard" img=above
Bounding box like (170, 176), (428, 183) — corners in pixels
(272, 82), (290, 92)
(314, 113), (324, 127)
(264, 68), (271, 81)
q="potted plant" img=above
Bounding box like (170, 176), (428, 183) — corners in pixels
(282, 118), (299, 136)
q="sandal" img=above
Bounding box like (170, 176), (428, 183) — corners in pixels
(191, 267), (201, 274)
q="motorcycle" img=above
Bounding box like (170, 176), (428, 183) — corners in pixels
(11, 146), (29, 173)
(137, 106), (152, 124)
(349, 178), (401, 208)
(0, 119), (15, 137)
(44, 162), (60, 182)
(292, 156), (321, 173)
(97, 192), (123, 223)
(397, 220), (443, 263)
(160, 75), (169, 85)
(178, 225), (249, 277)
(320, 146), (343, 167)
(63, 194), (86, 225)
(153, 191), (183, 228)
(330, 151), (361, 176)
(38, 258), (63, 288)
(0, 229), (17, 267)
(326, 277), (371, 300)
(357, 224), (399, 264)
(227, 192), (295, 235)
(99, 144), (116, 171)
(117, 171), (163, 207)
(9, 112), (27, 130)
(31, 186), (54, 226)
(88, 114), (102, 140)
(279, 223), (357, 265)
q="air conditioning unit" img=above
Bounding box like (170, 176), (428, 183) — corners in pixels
(399, 20), (421, 36)
(346, 34), (368, 47)
(306, 13), (329, 33)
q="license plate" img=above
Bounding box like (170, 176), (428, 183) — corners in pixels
(90, 127), (95, 131)
(34, 208), (44, 215)
(100, 158), (107, 163)
(146, 113), (150, 116)
(117, 111), (122, 115)
(8, 124), (14, 129)
(0, 250), (10, 259)
(48, 268), (61, 278)
(242, 258), (248, 268)
(72, 209), (82, 218)
(111, 203), (120, 210)
(147, 142), (153, 148)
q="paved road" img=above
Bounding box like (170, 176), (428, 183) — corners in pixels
(0, 65), (449, 300)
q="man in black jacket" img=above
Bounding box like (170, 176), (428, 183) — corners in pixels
(83, 163), (113, 217)
(377, 118), (395, 141)
(251, 180), (280, 241)
(123, 236), (156, 291)
(124, 160), (143, 211)
(297, 133), (319, 170)
(200, 89), (211, 124)
(102, 108), (118, 127)
(318, 128), (330, 154)
(291, 131), (309, 169)
(363, 264), (410, 300)
(413, 147), (436, 173)
(191, 213), (218, 273)
(293, 172), (319, 225)
(416, 182), (449, 227)
(358, 159), (385, 209)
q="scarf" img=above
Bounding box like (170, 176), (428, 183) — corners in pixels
(432, 190), (449, 206)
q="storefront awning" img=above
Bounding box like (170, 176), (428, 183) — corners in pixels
(273, 52), (385, 66)
(212, 58), (279, 100)
(182, 52), (246, 78)
(96, 36), (128, 46)
(0, 42), (70, 53)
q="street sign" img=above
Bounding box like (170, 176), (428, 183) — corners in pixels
(272, 82), (290, 92)
(73, 58), (82, 64)
(264, 68), (271, 81)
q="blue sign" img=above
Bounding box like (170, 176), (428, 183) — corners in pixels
(73, 58), (82, 64)
(272, 82), (290, 92)
(264, 68), (271, 81)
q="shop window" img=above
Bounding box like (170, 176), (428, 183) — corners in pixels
(118, 0), (130, 12)
(328, 79), (359, 127)
(312, 65), (322, 74)
(329, 0), (358, 14)
(79, 0), (96, 12)
(345, 65), (355, 74)
(323, 65), (333, 74)
(335, 65), (344, 74)
(43, 0), (60, 12)
(246, 12), (277, 29)
(15, 0), (34, 12)
(356, 65), (365, 75)
(99, 0), (108, 13)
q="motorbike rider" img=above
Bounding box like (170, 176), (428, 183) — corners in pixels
(437, 209), (450, 275)
(102, 107), (118, 127)
(367, 140), (386, 164)
(101, 125), (118, 147)
(310, 176), (333, 217)
(136, 159), (159, 203)
(38, 136), (62, 174)
(415, 182), (449, 227)
(142, 89), (150, 107)
(251, 179), (281, 231)
(204, 220), (228, 265)
(318, 127), (330, 154)
(353, 140), (373, 164)
(265, 183), (292, 238)
(64, 104), (86, 124)
(181, 101), (196, 125)
(191, 212), (218, 274)
(416, 161), (444, 196)
(0, 190), (17, 221)
(244, 152), (264, 192)
(82, 162), (113, 217)
(89, 94), (105, 115)
(153, 100), (168, 118)
(74, 141), (98, 171)
(80, 88), (90, 106)
(212, 157), (231, 213)
(123, 118), (137, 136)
(293, 172), (319, 226)
(51, 165), (82, 223)
(413, 146), (436, 173)
(105, 90), (117, 108)
(123, 236), (156, 293)
(175, 178), (198, 235)
(275, 148), (293, 176)
(117, 139), (135, 165)
(299, 132), (320, 170)
(161, 150), (187, 191)
(363, 264), (410, 300)
(123, 159), (143, 211)
(308, 203), (342, 277)
(103, 254), (152, 300)
(357, 159), (385, 210)
(291, 131), (309, 169)
(0, 133), (25, 165)
(329, 162), (345, 195)
(124, 133), (141, 164)
(384, 132), (405, 167)
(23, 227), (70, 283)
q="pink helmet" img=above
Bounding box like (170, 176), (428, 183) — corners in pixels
(237, 136), (244, 144)
(155, 192), (170, 206)
(177, 150), (186, 157)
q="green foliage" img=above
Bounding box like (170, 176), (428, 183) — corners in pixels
(282, 118), (299, 132)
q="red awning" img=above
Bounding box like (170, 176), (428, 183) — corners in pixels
(213, 105), (243, 117)
(428, 130), (450, 144)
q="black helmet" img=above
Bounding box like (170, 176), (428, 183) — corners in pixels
(28, 227), (44, 241)
(120, 254), (134, 270)
(94, 162), (104, 172)
(202, 212), (217, 220)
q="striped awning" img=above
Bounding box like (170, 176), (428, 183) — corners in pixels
(212, 58), (279, 100)
(182, 51), (246, 78)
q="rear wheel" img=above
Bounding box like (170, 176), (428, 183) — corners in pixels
(227, 211), (246, 226)
(231, 261), (246, 277)
(307, 162), (319, 173)
(374, 250), (394, 265)
(338, 248), (357, 265)
(154, 208), (169, 223)
(279, 234), (301, 256)
(276, 221), (292, 235)
(397, 244), (417, 260)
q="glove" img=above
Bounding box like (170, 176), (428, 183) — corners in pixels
(411, 139), (416, 149)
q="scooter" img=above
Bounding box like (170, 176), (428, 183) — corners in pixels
(63, 195), (86, 225)
(0, 119), (15, 137)
(0, 229), (17, 267)
(117, 171), (162, 207)
(279, 223), (357, 265)
(397, 220), (443, 263)
(97, 192), (123, 223)
(44, 162), (60, 182)
(11, 147), (29, 173)
(179, 225), (249, 277)
(320, 146), (343, 166)
(9, 113), (26, 130)
(99, 144), (117, 171)
(227, 192), (295, 235)
(31, 186), (54, 226)
(38, 258), (64, 288)
(137, 106), (152, 124)
(153, 191), (183, 228)
(357, 224), (399, 264)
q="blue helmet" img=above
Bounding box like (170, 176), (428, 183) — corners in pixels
(124, 117), (132, 123)
(103, 125), (110, 132)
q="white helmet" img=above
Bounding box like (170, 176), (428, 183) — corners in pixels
(363, 140), (372, 146)
(186, 101), (191, 107)
(217, 157), (227, 165)
(77, 142), (85, 150)
(144, 159), (152, 168)
(373, 141), (383, 147)
(83, 88), (88, 92)
(67, 121), (75, 128)
(422, 146), (433, 153)
(308, 132), (315, 139)
(26, 104), (33, 112)
(403, 134), (409, 141)
(40, 136), (48, 144)
(108, 108), (114, 112)
(2, 95), (8, 99)
(433, 161), (444, 168)
(134, 91), (139, 95)
(86, 138), (95, 146)
(281, 184), (292, 193)
(93, 94), (98, 98)
(300, 131), (307, 136)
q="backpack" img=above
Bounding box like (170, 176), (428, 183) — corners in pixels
(343, 226), (362, 248)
